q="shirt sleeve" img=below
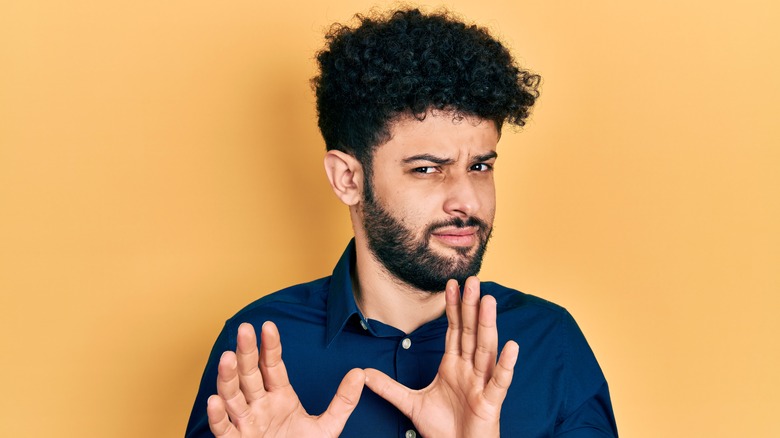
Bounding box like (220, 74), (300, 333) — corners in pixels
(554, 311), (619, 437)
(185, 322), (236, 438)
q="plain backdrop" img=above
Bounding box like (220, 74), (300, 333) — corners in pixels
(1, 0), (778, 436)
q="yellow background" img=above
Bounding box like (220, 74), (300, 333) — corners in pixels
(1, 0), (778, 436)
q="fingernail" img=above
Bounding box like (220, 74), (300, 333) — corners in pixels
(508, 341), (520, 359)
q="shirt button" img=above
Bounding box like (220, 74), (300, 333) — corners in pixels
(405, 430), (417, 438)
(401, 338), (412, 349)
(359, 320), (368, 330)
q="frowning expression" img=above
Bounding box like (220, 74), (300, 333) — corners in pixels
(360, 111), (499, 292)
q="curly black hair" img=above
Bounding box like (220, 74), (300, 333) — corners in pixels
(312, 7), (540, 168)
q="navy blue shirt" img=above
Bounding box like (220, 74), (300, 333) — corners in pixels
(186, 242), (618, 437)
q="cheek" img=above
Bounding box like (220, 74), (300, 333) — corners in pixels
(395, 196), (436, 226)
(385, 192), (444, 233)
(385, 180), (436, 209)
(477, 180), (497, 212)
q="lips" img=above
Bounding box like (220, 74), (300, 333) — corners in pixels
(430, 226), (479, 247)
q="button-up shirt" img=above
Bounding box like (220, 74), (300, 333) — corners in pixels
(186, 241), (618, 437)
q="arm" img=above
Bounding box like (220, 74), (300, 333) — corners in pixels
(204, 322), (365, 438)
(554, 382), (618, 437)
(364, 277), (518, 438)
(554, 312), (618, 437)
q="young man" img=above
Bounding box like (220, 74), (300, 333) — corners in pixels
(186, 9), (617, 438)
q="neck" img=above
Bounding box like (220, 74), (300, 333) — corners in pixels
(351, 237), (446, 334)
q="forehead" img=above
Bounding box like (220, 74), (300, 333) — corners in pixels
(374, 112), (500, 161)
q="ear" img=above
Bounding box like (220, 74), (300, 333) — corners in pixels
(323, 150), (363, 206)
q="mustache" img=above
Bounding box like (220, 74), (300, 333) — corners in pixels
(425, 216), (490, 237)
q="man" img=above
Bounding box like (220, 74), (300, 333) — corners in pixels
(186, 8), (617, 437)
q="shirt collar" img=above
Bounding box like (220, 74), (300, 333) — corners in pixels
(325, 239), (363, 347)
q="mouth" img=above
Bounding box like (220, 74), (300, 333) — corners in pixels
(430, 226), (479, 247)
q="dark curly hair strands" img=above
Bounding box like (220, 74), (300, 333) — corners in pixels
(312, 8), (541, 171)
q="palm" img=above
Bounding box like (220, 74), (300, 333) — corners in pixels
(207, 322), (365, 438)
(413, 359), (502, 435)
(220, 386), (319, 438)
(365, 277), (519, 438)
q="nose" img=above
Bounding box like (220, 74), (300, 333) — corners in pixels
(442, 174), (482, 219)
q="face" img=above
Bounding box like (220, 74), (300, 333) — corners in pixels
(360, 111), (499, 292)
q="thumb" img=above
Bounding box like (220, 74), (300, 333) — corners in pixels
(318, 368), (366, 436)
(206, 395), (241, 438)
(364, 368), (416, 419)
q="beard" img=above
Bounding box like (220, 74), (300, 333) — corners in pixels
(361, 191), (493, 293)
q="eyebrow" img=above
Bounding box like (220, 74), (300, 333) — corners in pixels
(402, 151), (498, 165)
(402, 154), (455, 165)
(471, 151), (498, 163)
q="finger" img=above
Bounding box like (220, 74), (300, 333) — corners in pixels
(364, 368), (416, 419)
(473, 294), (498, 383)
(444, 279), (462, 357)
(206, 395), (241, 438)
(483, 340), (519, 406)
(216, 351), (252, 423)
(460, 276), (481, 361)
(318, 368), (366, 437)
(258, 321), (292, 391)
(236, 322), (266, 402)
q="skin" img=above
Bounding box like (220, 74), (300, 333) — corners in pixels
(336, 111), (500, 333)
(206, 111), (518, 437)
(206, 322), (365, 438)
(364, 277), (519, 438)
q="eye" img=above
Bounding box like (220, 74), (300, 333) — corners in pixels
(413, 166), (438, 174)
(470, 163), (493, 172)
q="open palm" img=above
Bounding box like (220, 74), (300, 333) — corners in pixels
(364, 277), (519, 438)
(207, 322), (365, 438)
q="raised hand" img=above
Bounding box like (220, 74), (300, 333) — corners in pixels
(364, 277), (519, 438)
(207, 322), (365, 438)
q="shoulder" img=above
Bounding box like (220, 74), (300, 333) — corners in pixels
(481, 280), (570, 319)
(225, 276), (331, 328)
(484, 282), (611, 415)
(482, 281), (591, 355)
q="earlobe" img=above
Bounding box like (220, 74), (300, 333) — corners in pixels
(323, 150), (363, 206)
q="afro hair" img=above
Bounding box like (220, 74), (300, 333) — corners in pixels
(312, 7), (541, 166)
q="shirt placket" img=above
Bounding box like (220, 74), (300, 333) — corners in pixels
(395, 334), (420, 438)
